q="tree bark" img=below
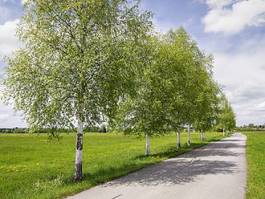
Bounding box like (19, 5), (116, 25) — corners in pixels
(177, 128), (181, 149)
(223, 128), (225, 136)
(145, 133), (150, 156)
(200, 130), (203, 142)
(187, 125), (191, 146)
(75, 117), (83, 181)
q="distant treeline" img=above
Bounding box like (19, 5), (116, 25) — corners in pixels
(0, 128), (28, 134)
(236, 124), (265, 131)
(0, 126), (108, 134)
(236, 128), (265, 132)
(1, 126), (226, 134)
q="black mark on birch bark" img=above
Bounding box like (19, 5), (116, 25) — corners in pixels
(76, 133), (83, 150)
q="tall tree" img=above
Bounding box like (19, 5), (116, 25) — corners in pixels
(114, 37), (169, 155)
(161, 28), (194, 149)
(163, 28), (217, 147)
(2, 0), (152, 181)
(193, 79), (220, 141)
(115, 28), (210, 153)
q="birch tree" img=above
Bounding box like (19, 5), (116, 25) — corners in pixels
(161, 29), (193, 149)
(2, 0), (152, 181)
(217, 95), (236, 136)
(116, 28), (203, 153)
(163, 28), (216, 148)
(193, 79), (220, 141)
(114, 40), (168, 156)
(114, 35), (187, 155)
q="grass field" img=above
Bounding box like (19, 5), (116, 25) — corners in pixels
(245, 132), (265, 199)
(0, 132), (223, 199)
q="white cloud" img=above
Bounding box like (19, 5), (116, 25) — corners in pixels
(205, 0), (234, 8)
(211, 36), (265, 125)
(0, 102), (26, 128)
(152, 17), (175, 34)
(203, 0), (265, 34)
(0, 18), (24, 128)
(21, 0), (28, 5)
(0, 84), (26, 128)
(0, 19), (20, 57)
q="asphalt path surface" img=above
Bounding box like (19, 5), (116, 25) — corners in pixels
(67, 133), (246, 199)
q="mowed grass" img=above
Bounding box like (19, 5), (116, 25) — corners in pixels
(0, 132), (223, 199)
(245, 132), (265, 199)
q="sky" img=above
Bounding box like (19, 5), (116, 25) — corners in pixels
(1, 0), (265, 127)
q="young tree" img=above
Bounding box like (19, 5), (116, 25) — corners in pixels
(163, 28), (218, 147)
(218, 95), (236, 136)
(193, 79), (220, 141)
(114, 38), (169, 155)
(160, 29), (194, 149)
(2, 0), (152, 181)
(115, 32), (194, 154)
(116, 28), (213, 153)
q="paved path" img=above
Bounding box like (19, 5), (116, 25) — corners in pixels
(67, 133), (247, 199)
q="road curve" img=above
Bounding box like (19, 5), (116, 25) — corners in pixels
(67, 133), (247, 199)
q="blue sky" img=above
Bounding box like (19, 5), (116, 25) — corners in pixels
(1, 0), (265, 127)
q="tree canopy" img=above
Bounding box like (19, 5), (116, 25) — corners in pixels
(114, 28), (226, 152)
(217, 94), (236, 133)
(2, 0), (236, 180)
(3, 0), (153, 180)
(4, 0), (152, 129)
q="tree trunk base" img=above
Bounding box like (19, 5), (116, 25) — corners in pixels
(187, 125), (191, 146)
(145, 133), (150, 156)
(177, 129), (181, 149)
(74, 162), (82, 181)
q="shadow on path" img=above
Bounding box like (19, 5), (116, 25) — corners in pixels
(106, 159), (236, 186)
(77, 135), (242, 188)
(67, 134), (246, 199)
(102, 136), (242, 187)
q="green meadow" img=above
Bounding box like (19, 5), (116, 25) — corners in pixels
(245, 132), (265, 199)
(0, 132), (223, 199)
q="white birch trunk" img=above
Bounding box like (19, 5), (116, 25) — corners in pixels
(223, 128), (225, 136)
(187, 125), (191, 146)
(200, 130), (203, 142)
(177, 129), (181, 149)
(145, 133), (150, 156)
(75, 117), (83, 181)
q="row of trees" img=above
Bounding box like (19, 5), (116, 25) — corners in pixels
(1, 0), (235, 181)
(237, 124), (265, 131)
